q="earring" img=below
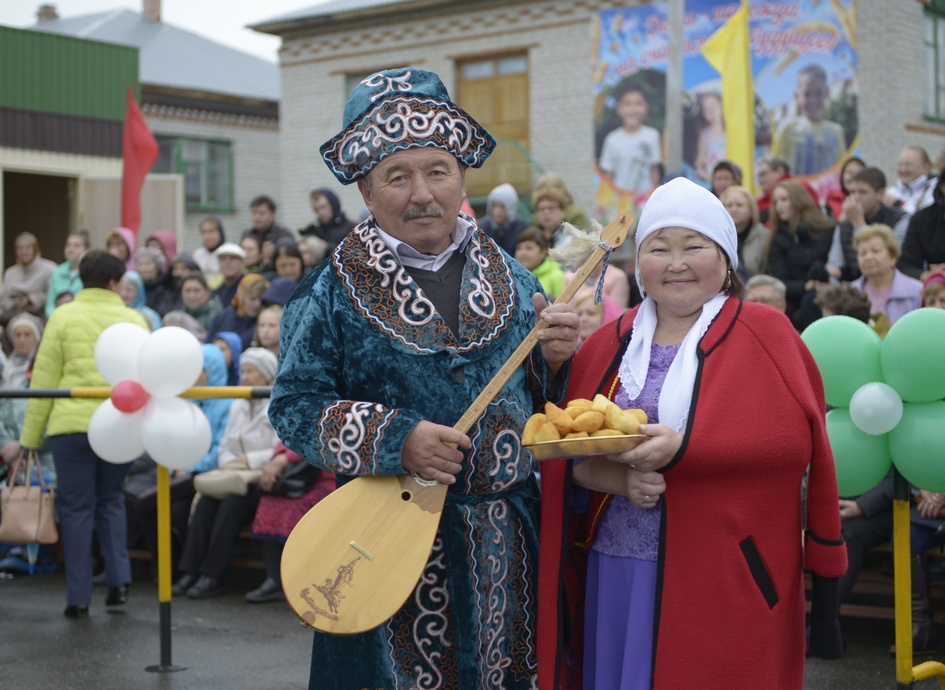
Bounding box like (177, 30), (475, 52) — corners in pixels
(724, 269), (732, 292)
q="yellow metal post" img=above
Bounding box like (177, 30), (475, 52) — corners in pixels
(894, 495), (914, 685)
(157, 465), (171, 604)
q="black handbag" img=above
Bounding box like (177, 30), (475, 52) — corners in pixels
(269, 461), (323, 499)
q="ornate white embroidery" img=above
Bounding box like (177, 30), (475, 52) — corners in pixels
(488, 429), (520, 492)
(467, 241), (497, 318)
(481, 501), (511, 688)
(323, 400), (387, 473)
(362, 70), (414, 102)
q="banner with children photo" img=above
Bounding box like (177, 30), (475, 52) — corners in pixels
(592, 0), (859, 223)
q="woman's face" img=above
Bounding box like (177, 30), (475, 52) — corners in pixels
(638, 227), (727, 319)
(701, 94), (722, 125)
(107, 238), (129, 261)
(856, 235), (897, 280)
(11, 326), (37, 356)
(239, 290), (263, 318)
(275, 255), (303, 282)
(64, 236), (86, 263)
(841, 161), (865, 192)
(171, 261), (191, 279)
(181, 279), (210, 310)
(576, 300), (604, 341)
(256, 310), (281, 348)
(200, 222), (222, 251)
(723, 192), (752, 230)
(515, 240), (546, 271)
(213, 338), (233, 367)
(15, 239), (35, 265)
(772, 186), (793, 222)
(239, 363), (268, 387)
(241, 238), (261, 266)
(136, 256), (158, 281)
(118, 277), (137, 306)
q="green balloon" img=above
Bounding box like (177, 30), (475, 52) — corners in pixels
(882, 308), (945, 403)
(801, 316), (883, 408)
(826, 409), (893, 497)
(889, 401), (945, 492)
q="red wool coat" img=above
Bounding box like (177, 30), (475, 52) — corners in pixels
(537, 297), (846, 690)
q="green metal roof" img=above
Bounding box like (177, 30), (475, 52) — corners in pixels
(0, 25), (139, 121)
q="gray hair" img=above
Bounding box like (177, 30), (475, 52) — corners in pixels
(757, 154), (790, 175)
(745, 274), (787, 301)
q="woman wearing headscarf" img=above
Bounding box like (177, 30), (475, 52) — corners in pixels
(208, 274), (270, 351)
(0, 232), (57, 327)
(211, 331), (242, 386)
(117, 271), (162, 330)
(479, 182), (530, 254)
(105, 228), (136, 271)
(538, 178), (846, 689)
(144, 230), (178, 265)
(134, 247), (180, 317)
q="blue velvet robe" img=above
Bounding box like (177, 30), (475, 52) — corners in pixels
(270, 217), (564, 689)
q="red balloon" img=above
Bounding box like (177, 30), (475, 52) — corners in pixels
(111, 380), (149, 413)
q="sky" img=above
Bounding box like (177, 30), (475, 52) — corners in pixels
(0, 0), (325, 63)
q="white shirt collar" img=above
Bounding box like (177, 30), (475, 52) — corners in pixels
(374, 215), (476, 272)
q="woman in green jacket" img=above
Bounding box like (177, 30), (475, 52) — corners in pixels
(44, 232), (89, 318)
(20, 250), (149, 618)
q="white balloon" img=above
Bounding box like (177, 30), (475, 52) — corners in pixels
(141, 397), (212, 470)
(137, 327), (204, 398)
(94, 322), (150, 386)
(850, 382), (904, 436)
(88, 400), (145, 463)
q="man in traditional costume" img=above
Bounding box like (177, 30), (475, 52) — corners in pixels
(270, 67), (579, 689)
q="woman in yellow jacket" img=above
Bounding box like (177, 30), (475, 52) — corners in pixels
(20, 250), (148, 618)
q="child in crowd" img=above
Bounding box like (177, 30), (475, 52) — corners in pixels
(514, 228), (564, 299)
(922, 273), (945, 309)
(773, 64), (846, 176)
(253, 305), (282, 357)
(212, 331), (243, 386)
(598, 82), (662, 193)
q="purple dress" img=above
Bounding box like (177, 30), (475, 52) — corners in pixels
(583, 342), (679, 690)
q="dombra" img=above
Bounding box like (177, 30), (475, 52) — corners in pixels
(281, 213), (634, 634)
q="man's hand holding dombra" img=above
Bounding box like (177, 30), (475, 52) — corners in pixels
(401, 420), (470, 485)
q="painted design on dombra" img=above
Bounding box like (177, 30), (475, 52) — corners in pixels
(323, 97), (494, 183)
(335, 220), (516, 354)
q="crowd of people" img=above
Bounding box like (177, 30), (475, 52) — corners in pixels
(1, 61), (945, 688)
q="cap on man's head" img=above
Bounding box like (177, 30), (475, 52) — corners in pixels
(320, 67), (496, 185)
(214, 242), (246, 260)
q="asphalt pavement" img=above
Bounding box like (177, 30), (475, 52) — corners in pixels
(2, 567), (945, 689)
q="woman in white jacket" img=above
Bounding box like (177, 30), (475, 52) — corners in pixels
(172, 348), (279, 599)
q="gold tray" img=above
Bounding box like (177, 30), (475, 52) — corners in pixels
(525, 434), (646, 461)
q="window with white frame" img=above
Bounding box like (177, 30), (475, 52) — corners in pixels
(925, 8), (945, 121)
(154, 135), (233, 212)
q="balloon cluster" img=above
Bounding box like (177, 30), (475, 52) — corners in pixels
(802, 309), (945, 496)
(88, 324), (211, 470)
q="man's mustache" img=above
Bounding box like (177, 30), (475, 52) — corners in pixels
(402, 206), (445, 222)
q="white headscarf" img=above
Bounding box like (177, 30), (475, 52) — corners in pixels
(619, 177), (738, 432)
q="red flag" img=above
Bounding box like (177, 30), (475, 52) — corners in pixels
(121, 86), (159, 234)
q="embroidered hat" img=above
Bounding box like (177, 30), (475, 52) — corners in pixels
(634, 176), (738, 294)
(320, 67), (496, 185)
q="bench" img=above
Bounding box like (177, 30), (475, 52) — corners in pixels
(127, 526), (265, 571)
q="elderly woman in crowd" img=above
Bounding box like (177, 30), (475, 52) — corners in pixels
(19, 250), (149, 617)
(0, 232), (57, 328)
(850, 223), (923, 330)
(172, 347), (279, 599)
(180, 273), (223, 334)
(135, 247), (180, 317)
(118, 271), (162, 331)
(538, 178), (846, 689)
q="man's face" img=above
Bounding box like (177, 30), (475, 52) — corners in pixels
(218, 254), (244, 279)
(746, 284), (786, 312)
(358, 148), (465, 255)
(757, 163), (782, 196)
(251, 204), (276, 232)
(849, 180), (883, 217)
(312, 195), (334, 225)
(712, 168), (735, 195)
(897, 149), (930, 185)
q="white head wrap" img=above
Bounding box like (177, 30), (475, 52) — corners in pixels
(620, 177), (737, 433)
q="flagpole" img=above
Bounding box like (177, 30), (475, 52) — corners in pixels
(665, 0), (684, 175)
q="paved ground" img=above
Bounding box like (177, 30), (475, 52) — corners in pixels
(2, 567), (945, 689)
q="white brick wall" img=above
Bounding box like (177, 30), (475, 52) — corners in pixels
(270, 0), (944, 230)
(144, 111), (281, 254)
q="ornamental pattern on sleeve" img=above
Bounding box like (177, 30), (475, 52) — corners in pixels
(318, 400), (396, 475)
(334, 219), (515, 354)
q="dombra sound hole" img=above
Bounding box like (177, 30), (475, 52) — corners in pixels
(401, 491), (412, 501)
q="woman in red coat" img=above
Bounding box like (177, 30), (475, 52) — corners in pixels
(537, 177), (847, 689)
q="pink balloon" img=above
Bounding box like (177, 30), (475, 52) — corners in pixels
(111, 380), (149, 413)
